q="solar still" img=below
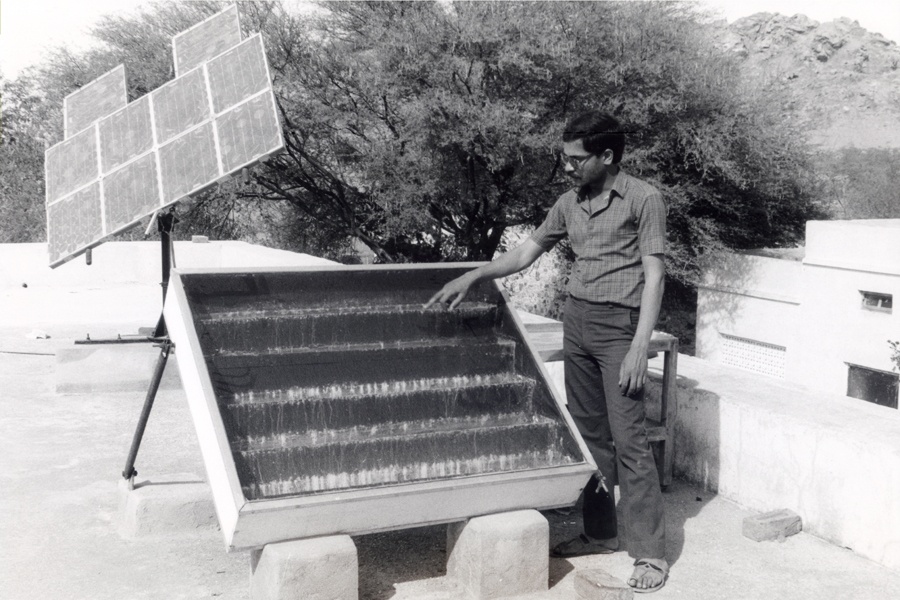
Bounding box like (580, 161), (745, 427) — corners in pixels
(64, 65), (127, 138)
(162, 266), (595, 548)
(173, 4), (241, 77)
(99, 95), (154, 173)
(45, 6), (285, 268)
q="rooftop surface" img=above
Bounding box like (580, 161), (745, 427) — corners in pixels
(2, 242), (899, 599)
(4, 335), (899, 600)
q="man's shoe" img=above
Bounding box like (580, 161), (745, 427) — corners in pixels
(550, 533), (618, 558)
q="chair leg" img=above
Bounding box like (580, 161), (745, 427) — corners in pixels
(651, 440), (668, 492)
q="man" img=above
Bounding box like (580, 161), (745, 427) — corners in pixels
(424, 111), (668, 592)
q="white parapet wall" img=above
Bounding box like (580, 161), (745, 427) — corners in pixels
(0, 241), (339, 391)
(0, 241), (337, 340)
(664, 352), (900, 572)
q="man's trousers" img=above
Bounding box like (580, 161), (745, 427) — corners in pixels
(562, 295), (666, 559)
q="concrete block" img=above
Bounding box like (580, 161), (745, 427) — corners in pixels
(574, 568), (634, 600)
(447, 510), (548, 599)
(249, 535), (358, 600)
(743, 508), (802, 542)
(117, 473), (216, 538)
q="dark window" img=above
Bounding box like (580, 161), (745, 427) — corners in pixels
(860, 291), (892, 313)
(847, 364), (899, 409)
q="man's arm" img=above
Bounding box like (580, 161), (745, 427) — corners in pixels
(618, 253), (665, 396)
(423, 239), (547, 310)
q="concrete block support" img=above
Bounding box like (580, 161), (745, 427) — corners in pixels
(447, 510), (549, 599)
(117, 473), (216, 538)
(574, 568), (634, 600)
(743, 509), (802, 542)
(249, 535), (358, 600)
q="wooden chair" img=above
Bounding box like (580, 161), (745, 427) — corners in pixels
(523, 321), (679, 490)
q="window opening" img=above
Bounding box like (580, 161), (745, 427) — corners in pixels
(861, 291), (892, 313)
(847, 364), (899, 409)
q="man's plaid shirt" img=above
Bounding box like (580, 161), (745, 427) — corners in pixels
(530, 171), (666, 308)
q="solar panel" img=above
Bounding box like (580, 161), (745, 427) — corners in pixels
(172, 4), (242, 77)
(45, 6), (284, 268)
(217, 92), (281, 174)
(63, 65), (127, 139)
(159, 122), (220, 203)
(45, 126), (98, 204)
(103, 153), (161, 233)
(99, 95), (153, 174)
(151, 68), (210, 145)
(46, 183), (104, 262)
(207, 35), (270, 113)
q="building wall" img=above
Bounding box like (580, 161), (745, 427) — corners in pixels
(696, 252), (801, 379)
(696, 219), (900, 404)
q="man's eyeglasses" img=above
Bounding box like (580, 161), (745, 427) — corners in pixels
(560, 152), (594, 169)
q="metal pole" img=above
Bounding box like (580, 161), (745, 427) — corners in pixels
(122, 339), (173, 480)
(152, 211), (176, 339)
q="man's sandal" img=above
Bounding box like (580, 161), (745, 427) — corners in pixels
(550, 533), (618, 558)
(628, 559), (668, 593)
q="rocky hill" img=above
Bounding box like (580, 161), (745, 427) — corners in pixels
(718, 13), (900, 150)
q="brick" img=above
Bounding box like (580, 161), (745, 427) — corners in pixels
(250, 535), (358, 600)
(742, 508), (802, 542)
(574, 568), (634, 600)
(447, 510), (548, 599)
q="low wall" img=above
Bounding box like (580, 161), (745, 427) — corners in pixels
(0, 241), (338, 340)
(665, 354), (900, 572)
(0, 241), (335, 289)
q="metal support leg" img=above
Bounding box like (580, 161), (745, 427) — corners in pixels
(122, 340), (173, 480)
(152, 210), (177, 339)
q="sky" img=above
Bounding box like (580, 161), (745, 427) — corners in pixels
(1, 1), (899, 79)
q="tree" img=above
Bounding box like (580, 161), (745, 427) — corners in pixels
(11, 1), (827, 279)
(0, 74), (47, 243)
(815, 148), (900, 219)
(253, 0), (827, 276)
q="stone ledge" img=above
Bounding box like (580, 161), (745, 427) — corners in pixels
(667, 353), (900, 571)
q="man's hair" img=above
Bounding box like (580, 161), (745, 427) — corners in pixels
(562, 111), (626, 164)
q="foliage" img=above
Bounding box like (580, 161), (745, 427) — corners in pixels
(0, 74), (47, 243)
(4, 1), (827, 280)
(499, 227), (572, 320)
(815, 148), (900, 219)
(890, 340), (900, 372)
(259, 0), (827, 276)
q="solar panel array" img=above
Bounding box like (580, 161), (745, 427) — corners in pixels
(45, 4), (284, 267)
(63, 65), (128, 139)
